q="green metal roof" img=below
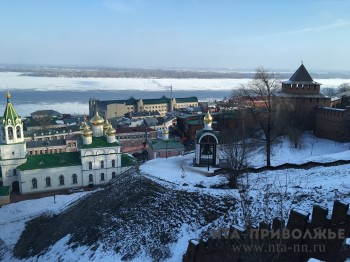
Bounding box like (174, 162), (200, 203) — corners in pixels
(80, 136), (120, 149)
(3, 95), (21, 127)
(0, 186), (10, 197)
(121, 154), (136, 167)
(149, 139), (184, 150)
(187, 120), (202, 125)
(175, 96), (198, 103)
(18, 152), (81, 171)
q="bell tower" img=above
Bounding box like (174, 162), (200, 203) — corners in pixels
(1, 91), (24, 144)
(0, 91), (27, 192)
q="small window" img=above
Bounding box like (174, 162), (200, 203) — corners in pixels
(46, 177), (51, 187)
(13, 169), (17, 176)
(101, 173), (105, 181)
(32, 178), (38, 189)
(89, 162), (92, 170)
(112, 160), (115, 168)
(72, 174), (78, 184)
(112, 172), (116, 178)
(89, 174), (93, 182)
(59, 175), (64, 185)
(100, 161), (104, 169)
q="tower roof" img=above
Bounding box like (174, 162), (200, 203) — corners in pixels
(90, 111), (104, 126)
(3, 91), (21, 126)
(203, 111), (213, 124)
(282, 64), (321, 85)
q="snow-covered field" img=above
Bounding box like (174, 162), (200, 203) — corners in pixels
(2, 133), (350, 261)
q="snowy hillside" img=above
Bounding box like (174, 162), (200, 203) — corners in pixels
(1, 134), (350, 261)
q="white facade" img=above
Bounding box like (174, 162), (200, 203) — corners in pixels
(19, 166), (82, 194)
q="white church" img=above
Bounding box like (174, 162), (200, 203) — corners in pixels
(0, 92), (124, 195)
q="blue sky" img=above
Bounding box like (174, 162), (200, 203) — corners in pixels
(1, 0), (350, 71)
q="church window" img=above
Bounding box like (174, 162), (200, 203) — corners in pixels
(100, 161), (104, 169)
(13, 169), (17, 176)
(101, 173), (105, 181)
(16, 126), (21, 138)
(89, 162), (92, 170)
(1, 127), (5, 138)
(32, 178), (38, 189)
(59, 175), (65, 185)
(46, 177), (51, 187)
(112, 160), (115, 168)
(8, 127), (14, 140)
(112, 171), (116, 178)
(89, 174), (93, 182)
(72, 174), (78, 184)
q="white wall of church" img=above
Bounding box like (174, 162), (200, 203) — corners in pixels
(18, 165), (82, 195)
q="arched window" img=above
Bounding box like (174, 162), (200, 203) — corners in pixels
(8, 127), (14, 140)
(32, 178), (38, 189)
(46, 177), (51, 187)
(16, 126), (21, 138)
(89, 174), (93, 182)
(59, 175), (64, 185)
(100, 161), (104, 169)
(112, 172), (116, 178)
(72, 174), (78, 184)
(101, 173), (105, 181)
(89, 162), (92, 170)
(112, 160), (115, 168)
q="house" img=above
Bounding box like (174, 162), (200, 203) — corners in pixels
(148, 127), (184, 159)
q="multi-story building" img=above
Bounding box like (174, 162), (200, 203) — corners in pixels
(89, 96), (198, 118)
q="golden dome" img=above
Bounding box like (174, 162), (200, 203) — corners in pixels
(90, 111), (104, 126)
(103, 119), (111, 130)
(203, 111), (213, 124)
(82, 126), (93, 137)
(106, 126), (116, 135)
(6, 91), (11, 99)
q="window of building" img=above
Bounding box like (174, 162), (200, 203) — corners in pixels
(112, 159), (115, 168)
(89, 162), (92, 170)
(8, 127), (13, 140)
(13, 169), (17, 176)
(89, 174), (93, 182)
(16, 126), (21, 138)
(46, 177), (51, 187)
(59, 175), (64, 185)
(101, 173), (105, 181)
(32, 178), (38, 189)
(100, 161), (104, 169)
(112, 172), (116, 178)
(72, 174), (78, 184)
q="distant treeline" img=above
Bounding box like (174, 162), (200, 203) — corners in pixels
(1, 66), (350, 79)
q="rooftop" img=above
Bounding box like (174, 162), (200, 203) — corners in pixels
(0, 186), (10, 197)
(18, 152), (81, 171)
(80, 136), (120, 149)
(282, 64), (321, 85)
(149, 139), (184, 150)
(26, 139), (66, 149)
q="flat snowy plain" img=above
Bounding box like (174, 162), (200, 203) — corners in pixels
(1, 133), (350, 261)
(0, 72), (350, 115)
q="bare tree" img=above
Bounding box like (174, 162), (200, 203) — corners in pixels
(237, 67), (286, 167)
(338, 83), (350, 94)
(219, 109), (256, 188)
(321, 87), (337, 96)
